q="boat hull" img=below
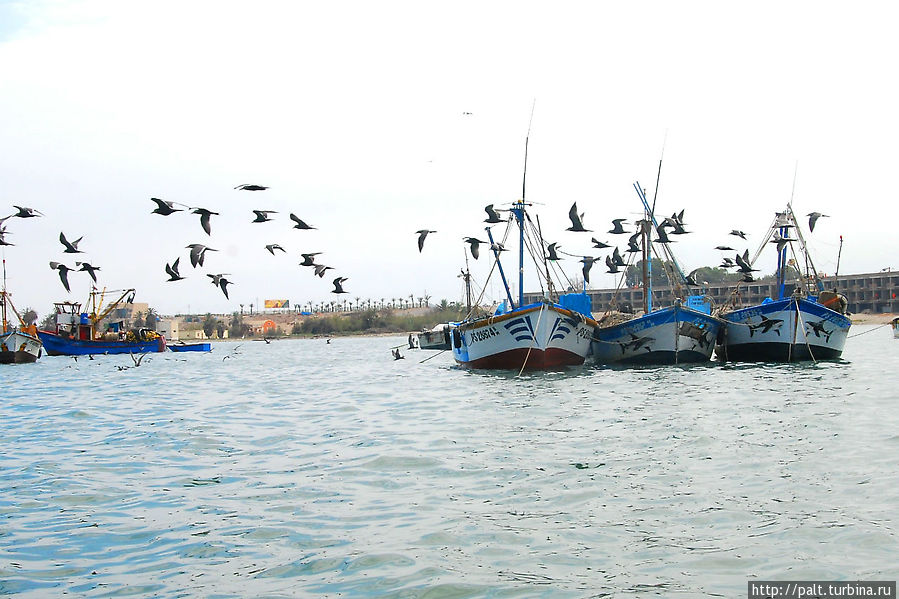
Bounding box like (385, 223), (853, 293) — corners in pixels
(715, 297), (850, 362)
(451, 303), (595, 370)
(37, 330), (166, 356)
(0, 331), (42, 364)
(591, 305), (721, 365)
(417, 326), (451, 350)
(169, 342), (211, 352)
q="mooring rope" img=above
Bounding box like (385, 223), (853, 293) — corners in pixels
(517, 302), (546, 377)
(847, 323), (891, 338)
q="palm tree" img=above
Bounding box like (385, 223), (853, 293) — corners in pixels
(239, 303), (244, 315)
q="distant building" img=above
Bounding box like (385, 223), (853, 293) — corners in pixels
(157, 318), (180, 341)
(524, 270), (899, 314)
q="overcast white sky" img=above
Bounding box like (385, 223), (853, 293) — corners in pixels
(1, 0), (896, 318)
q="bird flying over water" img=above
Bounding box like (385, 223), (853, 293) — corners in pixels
(235, 184), (268, 191)
(484, 204), (503, 224)
(547, 243), (562, 261)
(770, 230), (797, 253)
(609, 219), (628, 235)
(715, 245), (735, 251)
(186, 244), (217, 268)
(59, 231), (83, 253)
(76, 262), (100, 283)
(626, 232), (641, 253)
(612, 246), (626, 267)
(252, 210), (277, 223)
(729, 230), (747, 240)
(314, 264), (333, 278)
(580, 256), (598, 283)
(416, 230), (436, 252)
(605, 255), (620, 274)
(807, 212), (829, 232)
(49, 261), (73, 292)
(165, 257), (185, 281)
(192, 208), (219, 236)
(332, 277), (348, 294)
(207, 273), (232, 298)
(265, 244), (285, 255)
(566, 203), (590, 232)
(591, 238), (612, 249)
(150, 197), (183, 216)
(464, 237), (486, 260)
(0, 231), (12, 246)
(289, 214), (316, 230)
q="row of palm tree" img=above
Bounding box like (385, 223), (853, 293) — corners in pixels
(236, 294), (434, 315)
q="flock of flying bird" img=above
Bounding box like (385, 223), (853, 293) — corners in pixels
(0, 185), (352, 301)
(415, 202), (831, 289)
(1, 194), (831, 305)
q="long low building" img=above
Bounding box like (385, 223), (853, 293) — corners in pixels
(524, 270), (899, 315)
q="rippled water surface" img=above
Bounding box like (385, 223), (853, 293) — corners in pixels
(2, 327), (898, 597)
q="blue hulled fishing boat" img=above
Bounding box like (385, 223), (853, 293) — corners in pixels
(715, 205), (850, 362)
(591, 181), (721, 365)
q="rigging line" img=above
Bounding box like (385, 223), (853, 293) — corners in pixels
(793, 298), (818, 364)
(517, 299), (546, 377)
(522, 98), (536, 202)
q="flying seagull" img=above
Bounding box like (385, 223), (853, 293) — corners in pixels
(300, 252), (321, 266)
(265, 243), (286, 255)
(626, 232), (641, 253)
(252, 210), (277, 223)
(186, 244), (217, 268)
(235, 184), (268, 191)
(464, 237), (486, 260)
(484, 204), (503, 224)
(218, 277), (232, 299)
(314, 264), (333, 278)
(580, 256), (598, 283)
(605, 255), (620, 274)
(591, 238), (612, 249)
(546, 243), (562, 261)
(715, 245), (735, 251)
(49, 261), (73, 292)
(76, 262), (101, 283)
(165, 257), (185, 281)
(807, 212), (829, 232)
(0, 231), (12, 246)
(192, 208), (219, 236)
(416, 229), (436, 252)
(150, 197), (183, 216)
(207, 273), (230, 287)
(59, 231), (83, 253)
(566, 202), (590, 232)
(332, 277), (348, 294)
(609, 219), (628, 235)
(289, 214), (316, 230)
(729, 230), (747, 240)
(612, 246), (626, 267)
(13, 206), (43, 218)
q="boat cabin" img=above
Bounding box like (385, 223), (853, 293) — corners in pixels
(50, 302), (93, 340)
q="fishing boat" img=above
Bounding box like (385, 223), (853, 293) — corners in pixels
(715, 205), (851, 361)
(37, 289), (167, 356)
(1, 260), (42, 364)
(416, 323), (451, 350)
(451, 200), (597, 370)
(169, 341), (212, 352)
(591, 181), (722, 365)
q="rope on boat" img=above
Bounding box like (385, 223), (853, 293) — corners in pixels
(793, 298), (818, 364)
(419, 349), (447, 363)
(517, 302), (546, 377)
(847, 323), (891, 338)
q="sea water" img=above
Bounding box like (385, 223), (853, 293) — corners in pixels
(1, 326), (897, 597)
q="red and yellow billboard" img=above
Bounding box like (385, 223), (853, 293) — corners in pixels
(264, 299), (290, 309)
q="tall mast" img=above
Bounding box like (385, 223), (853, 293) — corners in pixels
(2, 258), (7, 333)
(517, 101), (535, 308)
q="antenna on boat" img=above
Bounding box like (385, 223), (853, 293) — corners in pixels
(521, 98), (536, 203)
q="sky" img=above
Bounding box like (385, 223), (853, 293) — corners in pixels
(1, 0), (897, 318)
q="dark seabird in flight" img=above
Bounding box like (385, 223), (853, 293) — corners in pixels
(591, 238), (612, 249)
(566, 203), (590, 232)
(186, 244), (217, 268)
(655, 225), (673, 244)
(546, 243), (562, 261)
(684, 268), (701, 286)
(314, 264), (334, 278)
(719, 257), (736, 269)
(207, 273), (230, 287)
(612, 246), (626, 267)
(770, 230), (797, 253)
(626, 232), (641, 253)
(464, 237), (486, 260)
(807, 212), (829, 232)
(729, 230), (747, 240)
(265, 244), (286, 255)
(332, 277), (348, 294)
(489, 242), (508, 253)
(192, 208), (219, 236)
(300, 252), (321, 266)
(605, 255), (620, 274)
(735, 249), (757, 273)
(0, 230), (12, 246)
(290, 214), (316, 230)
(49, 261), (73, 292)
(59, 231), (83, 253)
(13, 206), (43, 218)
(235, 184), (269, 191)
(580, 256), (598, 283)
(609, 219), (628, 234)
(165, 258), (185, 281)
(252, 210), (277, 223)
(715, 245), (735, 251)
(76, 262), (100, 283)
(218, 277), (232, 299)
(484, 204), (504, 224)
(150, 197), (183, 216)
(416, 230), (436, 252)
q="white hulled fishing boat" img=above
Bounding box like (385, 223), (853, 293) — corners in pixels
(0, 259), (42, 364)
(715, 205), (850, 362)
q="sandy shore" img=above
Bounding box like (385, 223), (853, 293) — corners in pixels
(850, 313), (898, 325)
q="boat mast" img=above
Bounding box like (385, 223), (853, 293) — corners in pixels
(1, 258), (7, 333)
(485, 225), (516, 310)
(517, 101), (535, 309)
